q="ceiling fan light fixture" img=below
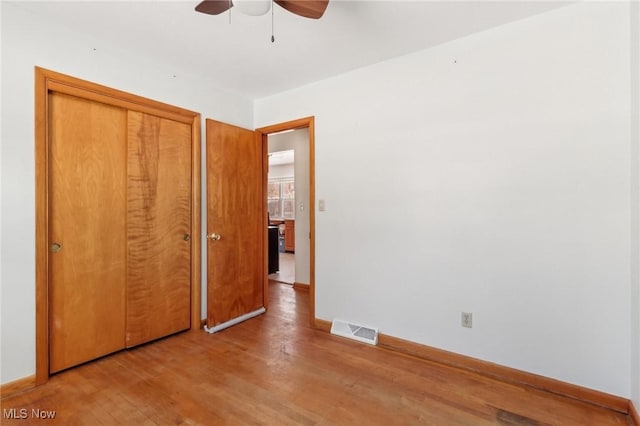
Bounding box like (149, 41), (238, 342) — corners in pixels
(233, 0), (272, 16)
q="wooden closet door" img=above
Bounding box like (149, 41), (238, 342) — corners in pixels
(126, 111), (192, 347)
(49, 93), (127, 373)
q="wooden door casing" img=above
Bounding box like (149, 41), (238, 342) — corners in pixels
(206, 119), (264, 328)
(48, 92), (127, 373)
(126, 111), (192, 347)
(256, 117), (315, 327)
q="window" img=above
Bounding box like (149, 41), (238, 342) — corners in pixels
(268, 179), (295, 219)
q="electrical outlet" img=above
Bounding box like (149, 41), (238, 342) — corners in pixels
(461, 312), (473, 328)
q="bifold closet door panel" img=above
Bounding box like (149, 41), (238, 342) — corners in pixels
(126, 111), (192, 347)
(49, 92), (127, 373)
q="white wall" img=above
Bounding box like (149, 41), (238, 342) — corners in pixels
(0, 2), (253, 384)
(268, 163), (295, 180)
(255, 2), (633, 398)
(269, 130), (311, 285)
(631, 0), (640, 412)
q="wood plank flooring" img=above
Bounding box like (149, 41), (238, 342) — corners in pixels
(0, 282), (631, 425)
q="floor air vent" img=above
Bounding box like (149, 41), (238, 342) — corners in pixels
(330, 319), (378, 345)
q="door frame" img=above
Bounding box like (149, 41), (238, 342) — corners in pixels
(34, 67), (202, 385)
(257, 117), (316, 326)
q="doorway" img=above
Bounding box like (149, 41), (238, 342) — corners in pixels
(257, 117), (316, 325)
(267, 133), (309, 286)
(267, 148), (296, 284)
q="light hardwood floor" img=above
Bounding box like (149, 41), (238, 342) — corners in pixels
(268, 252), (295, 284)
(0, 282), (631, 425)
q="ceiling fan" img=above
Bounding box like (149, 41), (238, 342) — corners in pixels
(195, 0), (329, 19)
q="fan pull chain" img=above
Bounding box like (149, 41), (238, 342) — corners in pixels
(271, 0), (275, 43)
(229, 0), (232, 24)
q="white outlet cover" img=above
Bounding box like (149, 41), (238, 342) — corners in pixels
(462, 312), (473, 328)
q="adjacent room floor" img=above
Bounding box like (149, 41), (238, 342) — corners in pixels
(0, 282), (630, 425)
(268, 252), (295, 284)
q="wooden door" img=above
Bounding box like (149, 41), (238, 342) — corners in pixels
(206, 119), (265, 328)
(125, 111), (192, 346)
(48, 93), (127, 373)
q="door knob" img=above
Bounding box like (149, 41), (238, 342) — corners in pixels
(206, 233), (221, 241)
(50, 242), (62, 253)
(183, 234), (191, 241)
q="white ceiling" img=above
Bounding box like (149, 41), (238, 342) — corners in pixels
(14, 0), (568, 100)
(269, 149), (295, 166)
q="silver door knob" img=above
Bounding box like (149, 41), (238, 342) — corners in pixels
(206, 233), (221, 241)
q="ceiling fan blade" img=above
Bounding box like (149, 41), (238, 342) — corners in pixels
(195, 0), (233, 15)
(274, 0), (329, 19)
